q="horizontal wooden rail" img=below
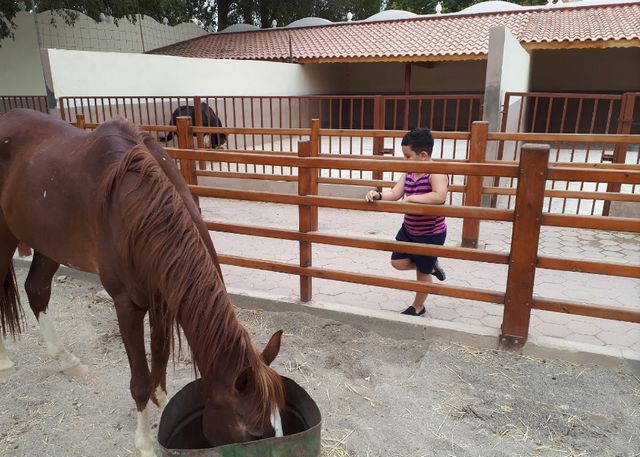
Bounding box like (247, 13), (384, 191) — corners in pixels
(198, 170), (298, 182)
(537, 255), (640, 279)
(195, 169), (637, 203)
(195, 170), (467, 192)
(191, 186), (515, 221)
(192, 126), (310, 136)
(320, 128), (472, 140)
(168, 148), (520, 177)
(532, 297), (640, 323)
(206, 222), (510, 264)
(547, 167), (640, 185)
(488, 159), (640, 171)
(488, 132), (640, 144)
(542, 213), (640, 233)
(84, 122), (177, 133)
(219, 254), (506, 304)
(188, 125), (472, 140)
(483, 186), (640, 202)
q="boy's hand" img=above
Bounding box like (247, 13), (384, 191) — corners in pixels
(365, 190), (381, 202)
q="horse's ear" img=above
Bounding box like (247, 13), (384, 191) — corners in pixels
(235, 365), (254, 394)
(261, 330), (283, 366)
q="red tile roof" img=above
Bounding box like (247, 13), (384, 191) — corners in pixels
(149, 3), (640, 62)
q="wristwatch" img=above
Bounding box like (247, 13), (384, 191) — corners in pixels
(377, 191), (383, 200)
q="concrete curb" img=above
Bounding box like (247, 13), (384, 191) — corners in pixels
(13, 258), (639, 374)
(228, 287), (640, 374)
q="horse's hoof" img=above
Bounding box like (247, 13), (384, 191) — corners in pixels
(63, 363), (89, 376)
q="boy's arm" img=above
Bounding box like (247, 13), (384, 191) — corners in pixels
(385, 174), (406, 201)
(404, 174), (448, 204)
(365, 174), (406, 202)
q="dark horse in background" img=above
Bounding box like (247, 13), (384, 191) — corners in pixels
(159, 103), (227, 149)
(0, 109), (283, 457)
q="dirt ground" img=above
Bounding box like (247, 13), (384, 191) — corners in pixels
(1, 266), (639, 457)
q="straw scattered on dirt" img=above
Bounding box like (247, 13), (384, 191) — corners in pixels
(1, 267), (638, 457)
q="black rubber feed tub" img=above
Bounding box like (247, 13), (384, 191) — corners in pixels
(158, 376), (321, 456)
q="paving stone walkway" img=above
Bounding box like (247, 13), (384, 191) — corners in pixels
(201, 198), (640, 355)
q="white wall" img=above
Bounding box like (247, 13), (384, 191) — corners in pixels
(43, 49), (344, 98)
(482, 26), (531, 206)
(0, 10), (207, 97)
(0, 13), (46, 95)
(483, 26), (531, 133)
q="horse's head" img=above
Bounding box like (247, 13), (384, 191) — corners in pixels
(201, 330), (285, 446)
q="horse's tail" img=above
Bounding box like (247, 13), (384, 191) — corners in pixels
(0, 262), (24, 339)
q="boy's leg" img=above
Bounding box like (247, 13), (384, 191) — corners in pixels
(432, 259), (446, 281)
(411, 270), (433, 311)
(391, 258), (415, 271)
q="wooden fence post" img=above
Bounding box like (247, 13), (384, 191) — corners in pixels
(461, 121), (488, 248)
(193, 96), (207, 170)
(309, 119), (320, 231)
(500, 143), (550, 349)
(372, 95), (384, 185)
(298, 140), (313, 302)
(604, 92), (635, 216)
(75, 114), (85, 129)
(176, 116), (200, 210)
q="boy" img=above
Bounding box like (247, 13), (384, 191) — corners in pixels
(365, 128), (448, 316)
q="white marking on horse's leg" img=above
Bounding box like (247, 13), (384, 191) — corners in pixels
(154, 385), (168, 410)
(38, 311), (87, 375)
(135, 405), (157, 457)
(271, 407), (283, 438)
(0, 337), (15, 371)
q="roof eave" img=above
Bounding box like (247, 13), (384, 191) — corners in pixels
(297, 54), (488, 64)
(523, 38), (640, 51)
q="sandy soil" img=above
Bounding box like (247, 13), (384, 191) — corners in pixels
(1, 266), (639, 457)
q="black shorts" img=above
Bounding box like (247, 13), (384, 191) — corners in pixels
(391, 225), (447, 274)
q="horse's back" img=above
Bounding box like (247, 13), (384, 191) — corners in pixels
(0, 110), (140, 272)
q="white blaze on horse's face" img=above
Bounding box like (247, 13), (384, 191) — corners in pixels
(270, 406), (283, 438)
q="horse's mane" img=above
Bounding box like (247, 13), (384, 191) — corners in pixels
(96, 119), (284, 424)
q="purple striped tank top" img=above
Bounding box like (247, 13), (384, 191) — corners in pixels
(403, 172), (447, 236)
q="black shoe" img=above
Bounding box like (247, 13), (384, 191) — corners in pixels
(432, 260), (446, 281)
(401, 306), (426, 316)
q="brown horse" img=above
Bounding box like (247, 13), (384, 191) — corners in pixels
(0, 109), (285, 456)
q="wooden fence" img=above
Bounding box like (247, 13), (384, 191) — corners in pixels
(75, 114), (640, 349)
(0, 95), (49, 114)
(498, 91), (640, 216)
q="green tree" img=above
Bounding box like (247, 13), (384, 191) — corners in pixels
(386, 0), (546, 15)
(228, 0), (383, 30)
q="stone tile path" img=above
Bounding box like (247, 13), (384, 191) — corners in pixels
(201, 198), (640, 355)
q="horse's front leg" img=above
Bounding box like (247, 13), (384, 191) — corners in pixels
(113, 293), (157, 457)
(149, 314), (170, 410)
(26, 252), (87, 376)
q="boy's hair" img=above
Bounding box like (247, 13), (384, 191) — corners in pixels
(401, 128), (434, 156)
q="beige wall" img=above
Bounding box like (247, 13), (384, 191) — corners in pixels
(344, 61), (486, 94)
(0, 13), (46, 95)
(531, 48), (640, 92)
(43, 49), (345, 98)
